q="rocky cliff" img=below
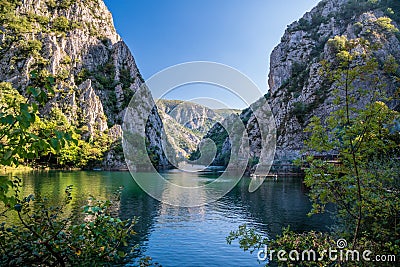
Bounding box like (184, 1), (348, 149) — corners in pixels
(201, 0), (400, 169)
(0, 0), (168, 169)
(191, 96), (275, 172)
(268, 0), (400, 161)
(157, 99), (224, 134)
(157, 105), (201, 161)
(157, 99), (239, 161)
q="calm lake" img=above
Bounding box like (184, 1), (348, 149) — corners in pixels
(6, 170), (333, 266)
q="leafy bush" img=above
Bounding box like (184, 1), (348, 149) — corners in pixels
(60, 55), (72, 65)
(46, 0), (57, 9)
(227, 225), (337, 267)
(0, 182), (135, 266)
(52, 16), (70, 33)
(375, 17), (399, 33)
(21, 39), (43, 55)
(76, 68), (90, 85)
(305, 36), (400, 255)
(0, 73), (67, 166)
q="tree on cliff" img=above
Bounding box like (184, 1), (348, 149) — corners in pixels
(228, 34), (400, 266)
(303, 34), (400, 254)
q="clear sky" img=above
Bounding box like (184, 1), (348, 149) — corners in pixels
(103, 0), (320, 109)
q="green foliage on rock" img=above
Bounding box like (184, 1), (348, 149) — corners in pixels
(76, 68), (91, 85)
(120, 68), (136, 108)
(60, 55), (72, 65)
(342, 0), (400, 25)
(94, 62), (117, 90)
(292, 102), (312, 124)
(46, 0), (75, 10)
(189, 122), (229, 166)
(52, 16), (71, 33)
(375, 16), (399, 32)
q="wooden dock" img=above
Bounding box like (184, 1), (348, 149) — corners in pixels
(250, 173), (278, 180)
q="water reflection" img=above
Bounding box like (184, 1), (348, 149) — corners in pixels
(3, 170), (333, 267)
(123, 171), (333, 266)
(227, 177), (332, 237)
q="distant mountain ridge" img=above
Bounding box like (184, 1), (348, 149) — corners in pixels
(157, 99), (240, 161)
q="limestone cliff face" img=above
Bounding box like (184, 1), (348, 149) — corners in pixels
(157, 100), (223, 134)
(0, 0), (168, 169)
(158, 107), (201, 161)
(268, 0), (400, 160)
(157, 99), (240, 161)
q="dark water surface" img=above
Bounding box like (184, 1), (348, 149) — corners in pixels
(7, 170), (332, 267)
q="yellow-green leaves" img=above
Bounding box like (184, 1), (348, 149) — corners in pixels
(383, 54), (399, 75)
(328, 35), (348, 51)
(375, 17), (399, 33)
(52, 16), (70, 33)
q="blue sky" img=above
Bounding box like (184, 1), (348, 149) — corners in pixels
(103, 0), (320, 109)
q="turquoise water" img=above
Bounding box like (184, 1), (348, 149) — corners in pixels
(7, 170), (332, 266)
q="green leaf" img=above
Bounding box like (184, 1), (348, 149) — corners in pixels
(27, 87), (41, 97)
(50, 138), (59, 150)
(47, 76), (55, 85)
(21, 109), (32, 122)
(3, 150), (13, 160)
(0, 115), (15, 125)
(55, 130), (63, 139)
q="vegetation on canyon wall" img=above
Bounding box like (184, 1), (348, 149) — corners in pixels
(0, 0), (116, 169)
(0, 78), (136, 266)
(1, 0), (168, 170)
(228, 32), (400, 266)
(0, 79), (111, 169)
(1, 0), (399, 265)
(0, 2), (160, 265)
